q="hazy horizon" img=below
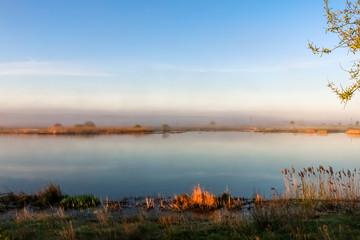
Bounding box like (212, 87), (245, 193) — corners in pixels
(1, 1), (360, 120)
(0, 110), (357, 128)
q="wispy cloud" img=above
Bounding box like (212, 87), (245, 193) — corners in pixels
(150, 59), (338, 73)
(0, 60), (115, 77)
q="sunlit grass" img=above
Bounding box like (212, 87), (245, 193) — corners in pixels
(170, 185), (243, 212)
(171, 185), (218, 211)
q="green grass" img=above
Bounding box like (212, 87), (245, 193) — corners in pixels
(3, 210), (360, 240)
(60, 195), (100, 209)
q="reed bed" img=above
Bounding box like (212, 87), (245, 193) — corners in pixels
(282, 165), (360, 201)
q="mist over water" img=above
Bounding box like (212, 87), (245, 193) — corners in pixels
(0, 132), (358, 199)
(0, 110), (356, 127)
(0, 112), (272, 127)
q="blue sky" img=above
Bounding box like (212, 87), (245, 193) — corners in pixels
(0, 0), (359, 124)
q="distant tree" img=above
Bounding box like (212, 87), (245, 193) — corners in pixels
(338, 122), (342, 126)
(309, 0), (360, 104)
(83, 121), (96, 127)
(210, 121), (216, 127)
(356, 121), (360, 127)
(289, 121), (295, 125)
(74, 124), (83, 128)
(133, 124), (142, 128)
(162, 124), (170, 132)
(53, 123), (63, 127)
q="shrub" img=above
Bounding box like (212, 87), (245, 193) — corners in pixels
(162, 124), (170, 132)
(83, 121), (96, 127)
(35, 183), (63, 208)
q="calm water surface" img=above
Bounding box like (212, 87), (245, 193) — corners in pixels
(0, 132), (358, 199)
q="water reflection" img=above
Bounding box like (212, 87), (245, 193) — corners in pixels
(0, 132), (358, 199)
(162, 133), (170, 139)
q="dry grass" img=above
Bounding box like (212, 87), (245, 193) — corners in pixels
(346, 129), (360, 135)
(191, 185), (218, 209)
(159, 215), (180, 225)
(170, 185), (244, 212)
(248, 165), (360, 233)
(13, 207), (67, 224)
(0, 126), (154, 135)
(145, 197), (154, 209)
(282, 165), (360, 201)
(250, 197), (292, 231)
(122, 220), (140, 240)
(171, 185), (218, 211)
(304, 128), (316, 134)
(95, 198), (113, 226)
(58, 220), (76, 240)
(317, 129), (328, 135)
(94, 209), (113, 226)
(56, 207), (65, 218)
(14, 207), (33, 222)
(170, 185), (243, 212)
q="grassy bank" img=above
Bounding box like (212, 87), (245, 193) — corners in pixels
(2, 166), (360, 239)
(0, 126), (154, 135)
(3, 208), (360, 240)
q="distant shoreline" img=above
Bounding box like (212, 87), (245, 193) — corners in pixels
(0, 125), (359, 135)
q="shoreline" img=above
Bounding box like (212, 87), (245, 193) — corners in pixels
(0, 125), (360, 135)
(1, 179), (360, 239)
(0, 184), (253, 215)
(0, 125), (359, 136)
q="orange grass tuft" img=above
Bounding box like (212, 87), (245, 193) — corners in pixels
(192, 185), (217, 209)
(171, 185), (218, 211)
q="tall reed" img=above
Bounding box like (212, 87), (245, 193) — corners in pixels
(282, 165), (360, 201)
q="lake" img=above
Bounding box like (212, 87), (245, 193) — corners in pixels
(0, 132), (358, 199)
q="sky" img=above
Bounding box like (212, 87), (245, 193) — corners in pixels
(0, 0), (360, 126)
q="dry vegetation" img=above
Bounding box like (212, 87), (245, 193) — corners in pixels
(283, 165), (360, 201)
(346, 128), (360, 135)
(0, 126), (154, 135)
(170, 185), (243, 212)
(2, 167), (360, 239)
